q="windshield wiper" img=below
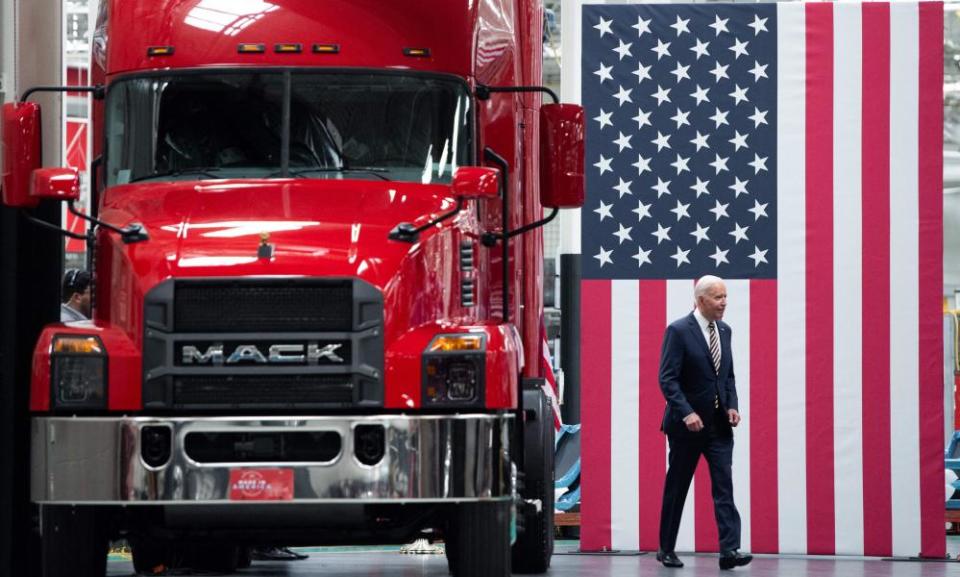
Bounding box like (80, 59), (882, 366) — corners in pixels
(129, 167), (224, 183)
(271, 167), (392, 181)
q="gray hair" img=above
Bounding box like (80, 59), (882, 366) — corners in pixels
(694, 275), (724, 299)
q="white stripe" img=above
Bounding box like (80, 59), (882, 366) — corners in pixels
(832, 4), (865, 556)
(610, 280), (640, 551)
(888, 2), (922, 558)
(724, 279), (751, 553)
(666, 280), (696, 552)
(776, 2), (808, 555)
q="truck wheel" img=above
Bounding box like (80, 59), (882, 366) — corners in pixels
(448, 501), (510, 577)
(130, 539), (170, 575)
(41, 505), (108, 577)
(511, 386), (555, 574)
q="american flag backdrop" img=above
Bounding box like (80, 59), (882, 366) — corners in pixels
(579, 2), (944, 558)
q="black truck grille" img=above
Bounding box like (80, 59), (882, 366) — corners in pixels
(174, 281), (353, 333)
(173, 376), (354, 407)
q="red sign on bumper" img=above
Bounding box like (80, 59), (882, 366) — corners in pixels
(228, 469), (294, 501)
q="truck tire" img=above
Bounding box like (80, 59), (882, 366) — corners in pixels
(41, 505), (108, 577)
(130, 539), (170, 575)
(447, 501), (510, 577)
(511, 386), (555, 574)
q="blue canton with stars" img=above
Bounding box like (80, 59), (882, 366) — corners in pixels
(582, 3), (777, 280)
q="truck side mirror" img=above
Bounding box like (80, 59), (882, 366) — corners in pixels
(31, 168), (80, 202)
(539, 103), (584, 209)
(2, 102), (42, 208)
(452, 166), (500, 199)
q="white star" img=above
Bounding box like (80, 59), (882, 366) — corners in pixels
(613, 223), (633, 244)
(671, 61), (691, 83)
(709, 15), (730, 37)
(670, 153), (691, 175)
(614, 85), (633, 106)
(709, 107), (729, 128)
(729, 176), (750, 197)
(613, 131), (633, 152)
(690, 222), (711, 244)
(671, 15), (691, 36)
(748, 199), (769, 221)
(729, 84), (750, 106)
(651, 131), (671, 152)
(690, 177), (710, 197)
(728, 130), (749, 151)
(729, 222), (750, 244)
(709, 153), (729, 174)
(671, 245), (691, 267)
(652, 177), (672, 198)
(633, 108), (652, 129)
(613, 39), (633, 61)
(633, 199), (652, 221)
(690, 131), (710, 151)
(748, 153), (768, 174)
(689, 38), (710, 60)
(709, 245), (730, 266)
(709, 200), (730, 221)
(594, 62), (613, 83)
(594, 16), (613, 38)
(729, 37), (750, 59)
(748, 107), (769, 128)
(633, 15), (652, 37)
(633, 245), (653, 267)
(632, 154), (652, 175)
(651, 38), (672, 60)
(594, 246), (614, 267)
(749, 245), (769, 267)
(670, 199), (691, 221)
(750, 61), (769, 82)
(594, 200), (613, 221)
(690, 85), (710, 106)
(652, 85), (672, 106)
(594, 109), (613, 130)
(652, 222), (672, 244)
(594, 155), (612, 175)
(749, 14), (769, 36)
(670, 108), (691, 129)
(710, 61), (730, 83)
(633, 61), (653, 83)
(613, 177), (633, 198)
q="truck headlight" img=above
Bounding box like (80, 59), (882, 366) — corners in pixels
(51, 335), (106, 410)
(422, 334), (485, 406)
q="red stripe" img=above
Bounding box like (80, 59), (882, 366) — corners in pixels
(638, 281), (667, 551)
(749, 280), (778, 553)
(580, 280), (612, 551)
(804, 2), (836, 555)
(860, 3), (892, 557)
(918, 1), (945, 559)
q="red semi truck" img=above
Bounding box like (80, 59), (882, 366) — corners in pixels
(0, 1), (584, 576)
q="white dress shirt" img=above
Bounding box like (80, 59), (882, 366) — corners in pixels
(693, 307), (720, 365)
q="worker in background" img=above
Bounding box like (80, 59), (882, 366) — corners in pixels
(61, 269), (92, 322)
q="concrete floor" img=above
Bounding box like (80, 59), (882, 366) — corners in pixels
(104, 540), (960, 577)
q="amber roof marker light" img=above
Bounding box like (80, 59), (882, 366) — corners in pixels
(237, 43), (266, 54)
(312, 43), (340, 54)
(274, 43), (303, 54)
(402, 47), (431, 58)
(146, 46), (174, 57)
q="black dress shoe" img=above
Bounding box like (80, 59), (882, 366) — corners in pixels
(719, 551), (752, 570)
(656, 550), (684, 568)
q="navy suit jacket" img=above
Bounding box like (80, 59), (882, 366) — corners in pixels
(659, 312), (738, 437)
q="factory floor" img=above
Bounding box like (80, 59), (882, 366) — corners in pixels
(103, 538), (960, 576)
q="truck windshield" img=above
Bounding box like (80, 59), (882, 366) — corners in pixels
(105, 71), (473, 186)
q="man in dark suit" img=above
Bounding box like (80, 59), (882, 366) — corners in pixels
(656, 276), (752, 570)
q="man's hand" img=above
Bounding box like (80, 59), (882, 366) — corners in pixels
(727, 409), (741, 427)
(683, 412), (703, 432)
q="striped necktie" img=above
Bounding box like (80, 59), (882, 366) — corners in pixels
(709, 321), (721, 409)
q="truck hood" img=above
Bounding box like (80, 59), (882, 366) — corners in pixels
(100, 178), (462, 290)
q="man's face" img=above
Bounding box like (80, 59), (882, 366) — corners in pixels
(697, 282), (727, 321)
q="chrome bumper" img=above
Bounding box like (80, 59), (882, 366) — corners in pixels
(31, 414), (512, 504)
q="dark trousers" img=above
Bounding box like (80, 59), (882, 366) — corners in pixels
(658, 413), (741, 553)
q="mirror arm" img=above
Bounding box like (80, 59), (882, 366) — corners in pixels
(503, 207), (559, 240)
(20, 211), (87, 240)
(388, 197), (465, 243)
(475, 84), (559, 104)
(68, 200), (148, 244)
(20, 84), (104, 103)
